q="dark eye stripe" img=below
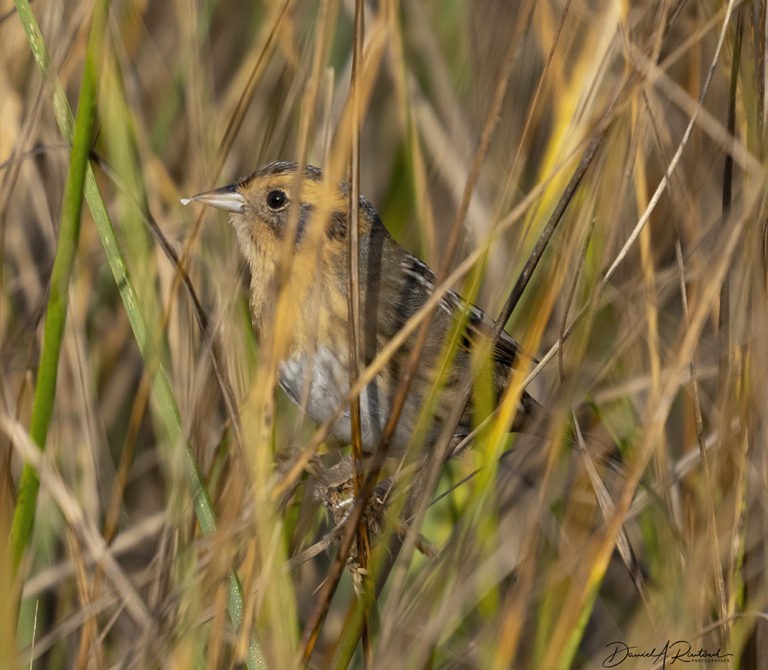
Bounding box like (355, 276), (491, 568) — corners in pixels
(327, 211), (347, 240)
(296, 203), (312, 242)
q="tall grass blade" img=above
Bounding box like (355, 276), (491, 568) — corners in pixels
(9, 0), (108, 575)
(8, 2), (265, 666)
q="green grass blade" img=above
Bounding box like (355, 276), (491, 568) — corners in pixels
(9, 0), (108, 574)
(10, 3), (265, 667)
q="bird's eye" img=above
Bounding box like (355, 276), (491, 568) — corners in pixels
(266, 190), (287, 210)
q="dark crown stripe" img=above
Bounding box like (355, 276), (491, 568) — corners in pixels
(237, 161), (324, 189)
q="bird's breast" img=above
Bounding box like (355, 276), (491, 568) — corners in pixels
(277, 346), (402, 453)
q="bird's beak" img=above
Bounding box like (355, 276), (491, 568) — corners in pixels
(180, 184), (247, 213)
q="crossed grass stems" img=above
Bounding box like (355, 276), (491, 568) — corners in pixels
(5, 0), (762, 667)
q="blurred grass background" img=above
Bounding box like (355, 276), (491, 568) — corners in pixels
(1, 0), (767, 667)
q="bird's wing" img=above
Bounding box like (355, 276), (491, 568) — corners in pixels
(454, 297), (522, 370)
(399, 255), (528, 372)
(395, 251), (545, 436)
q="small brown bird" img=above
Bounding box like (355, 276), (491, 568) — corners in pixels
(182, 161), (540, 457)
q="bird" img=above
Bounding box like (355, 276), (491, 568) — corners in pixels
(182, 161), (542, 459)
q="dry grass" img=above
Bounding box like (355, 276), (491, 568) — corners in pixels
(1, 0), (767, 668)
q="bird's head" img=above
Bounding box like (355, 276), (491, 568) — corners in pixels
(181, 161), (352, 265)
(181, 161), (384, 339)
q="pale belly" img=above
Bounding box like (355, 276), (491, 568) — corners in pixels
(277, 347), (416, 454)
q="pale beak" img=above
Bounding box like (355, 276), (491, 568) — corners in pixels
(180, 184), (247, 213)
